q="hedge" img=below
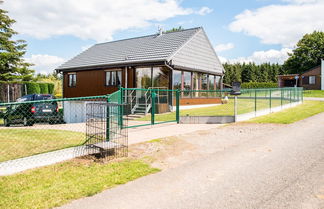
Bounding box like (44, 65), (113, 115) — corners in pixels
(241, 82), (278, 89)
(48, 83), (55, 94)
(39, 83), (49, 94)
(25, 82), (41, 94)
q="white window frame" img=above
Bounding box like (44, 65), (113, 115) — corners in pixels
(309, 76), (316, 85)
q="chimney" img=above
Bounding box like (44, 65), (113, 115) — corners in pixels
(158, 26), (163, 36)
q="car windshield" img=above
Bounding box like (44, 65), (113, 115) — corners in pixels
(35, 95), (53, 100)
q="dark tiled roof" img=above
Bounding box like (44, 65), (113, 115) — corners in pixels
(57, 27), (201, 71)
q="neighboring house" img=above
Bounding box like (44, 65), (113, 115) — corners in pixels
(56, 27), (225, 98)
(278, 59), (324, 90)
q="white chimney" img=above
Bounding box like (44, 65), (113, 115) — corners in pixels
(158, 26), (163, 36)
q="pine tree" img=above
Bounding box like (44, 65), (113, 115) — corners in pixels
(0, 9), (34, 81)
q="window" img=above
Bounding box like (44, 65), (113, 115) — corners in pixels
(106, 70), (121, 86)
(68, 73), (76, 87)
(309, 76), (316, 85)
(153, 67), (170, 88)
(173, 70), (182, 90)
(201, 74), (208, 90)
(183, 71), (191, 91)
(208, 75), (215, 90)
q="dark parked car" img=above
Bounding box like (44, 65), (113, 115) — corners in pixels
(3, 94), (62, 127)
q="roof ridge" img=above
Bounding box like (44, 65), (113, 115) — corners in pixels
(95, 27), (202, 46)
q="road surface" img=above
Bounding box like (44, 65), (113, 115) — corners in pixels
(59, 113), (324, 209)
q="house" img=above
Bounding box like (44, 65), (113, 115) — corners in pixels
(278, 59), (324, 90)
(56, 27), (225, 98)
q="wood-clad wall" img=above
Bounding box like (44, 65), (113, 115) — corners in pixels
(63, 69), (126, 98)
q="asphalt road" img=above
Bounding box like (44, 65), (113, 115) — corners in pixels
(59, 113), (324, 209)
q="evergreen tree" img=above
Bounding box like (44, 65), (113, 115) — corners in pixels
(0, 9), (34, 81)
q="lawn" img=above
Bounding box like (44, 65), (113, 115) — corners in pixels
(137, 98), (284, 122)
(248, 101), (324, 124)
(0, 159), (159, 209)
(303, 90), (324, 98)
(0, 129), (85, 162)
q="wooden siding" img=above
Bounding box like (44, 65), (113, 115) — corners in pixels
(171, 29), (224, 75)
(63, 69), (125, 98)
(300, 66), (321, 90)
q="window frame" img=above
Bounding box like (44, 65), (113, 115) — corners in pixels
(309, 75), (316, 85)
(68, 73), (77, 87)
(105, 69), (122, 87)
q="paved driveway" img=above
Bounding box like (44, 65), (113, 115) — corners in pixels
(59, 113), (324, 209)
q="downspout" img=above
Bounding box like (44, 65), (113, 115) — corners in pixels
(165, 61), (175, 109)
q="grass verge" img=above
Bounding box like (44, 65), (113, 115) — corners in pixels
(0, 159), (159, 209)
(248, 101), (324, 124)
(303, 90), (324, 98)
(0, 129), (84, 162)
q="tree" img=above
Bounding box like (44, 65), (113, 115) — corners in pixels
(0, 9), (34, 81)
(283, 31), (324, 74)
(165, 26), (184, 33)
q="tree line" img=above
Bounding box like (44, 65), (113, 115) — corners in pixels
(223, 63), (285, 85)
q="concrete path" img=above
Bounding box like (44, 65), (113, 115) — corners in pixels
(59, 113), (324, 209)
(304, 97), (324, 101)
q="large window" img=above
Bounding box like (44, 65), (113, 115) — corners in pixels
(208, 75), (215, 90)
(106, 70), (121, 86)
(183, 71), (191, 91)
(136, 67), (152, 89)
(68, 73), (76, 87)
(173, 70), (182, 90)
(153, 67), (169, 88)
(201, 74), (208, 90)
(215, 76), (221, 89)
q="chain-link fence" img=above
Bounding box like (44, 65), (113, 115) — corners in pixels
(0, 95), (128, 175)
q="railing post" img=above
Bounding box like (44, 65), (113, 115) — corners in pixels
(151, 90), (156, 125)
(176, 90), (180, 124)
(281, 88), (283, 108)
(234, 96), (237, 122)
(119, 88), (123, 129)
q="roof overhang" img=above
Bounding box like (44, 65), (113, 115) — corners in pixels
(172, 64), (224, 76)
(56, 59), (167, 73)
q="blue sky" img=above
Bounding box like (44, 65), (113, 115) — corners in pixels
(2, 0), (324, 74)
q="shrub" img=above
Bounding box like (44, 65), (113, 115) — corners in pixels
(48, 83), (55, 94)
(39, 83), (49, 94)
(241, 82), (278, 89)
(25, 82), (40, 94)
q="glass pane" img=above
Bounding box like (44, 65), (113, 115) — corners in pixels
(208, 75), (215, 90)
(136, 67), (152, 89)
(173, 70), (182, 90)
(153, 67), (169, 88)
(116, 71), (121, 86)
(106, 72), (111, 86)
(215, 76), (221, 89)
(201, 74), (208, 90)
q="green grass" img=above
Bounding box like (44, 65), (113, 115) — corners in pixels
(0, 159), (159, 209)
(0, 129), (85, 162)
(248, 101), (324, 124)
(303, 90), (324, 98)
(137, 98), (283, 121)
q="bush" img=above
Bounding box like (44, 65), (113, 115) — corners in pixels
(48, 83), (55, 94)
(25, 82), (40, 94)
(241, 82), (278, 89)
(39, 83), (49, 94)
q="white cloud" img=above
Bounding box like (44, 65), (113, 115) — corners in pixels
(221, 48), (292, 64)
(229, 0), (324, 47)
(196, 7), (213, 16)
(2, 0), (207, 42)
(25, 55), (65, 74)
(214, 43), (235, 52)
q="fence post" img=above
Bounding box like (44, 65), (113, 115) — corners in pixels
(254, 89), (257, 116)
(269, 89), (272, 112)
(176, 90), (180, 124)
(281, 88), (283, 108)
(151, 90), (156, 125)
(234, 96), (237, 122)
(119, 88), (123, 129)
(289, 88), (292, 104)
(106, 95), (110, 141)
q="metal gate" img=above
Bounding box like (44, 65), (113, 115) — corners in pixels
(85, 102), (128, 160)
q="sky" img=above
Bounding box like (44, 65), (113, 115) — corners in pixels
(2, 0), (324, 74)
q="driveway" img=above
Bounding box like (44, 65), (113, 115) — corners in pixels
(59, 113), (324, 209)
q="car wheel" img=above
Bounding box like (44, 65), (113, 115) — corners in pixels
(4, 119), (10, 127)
